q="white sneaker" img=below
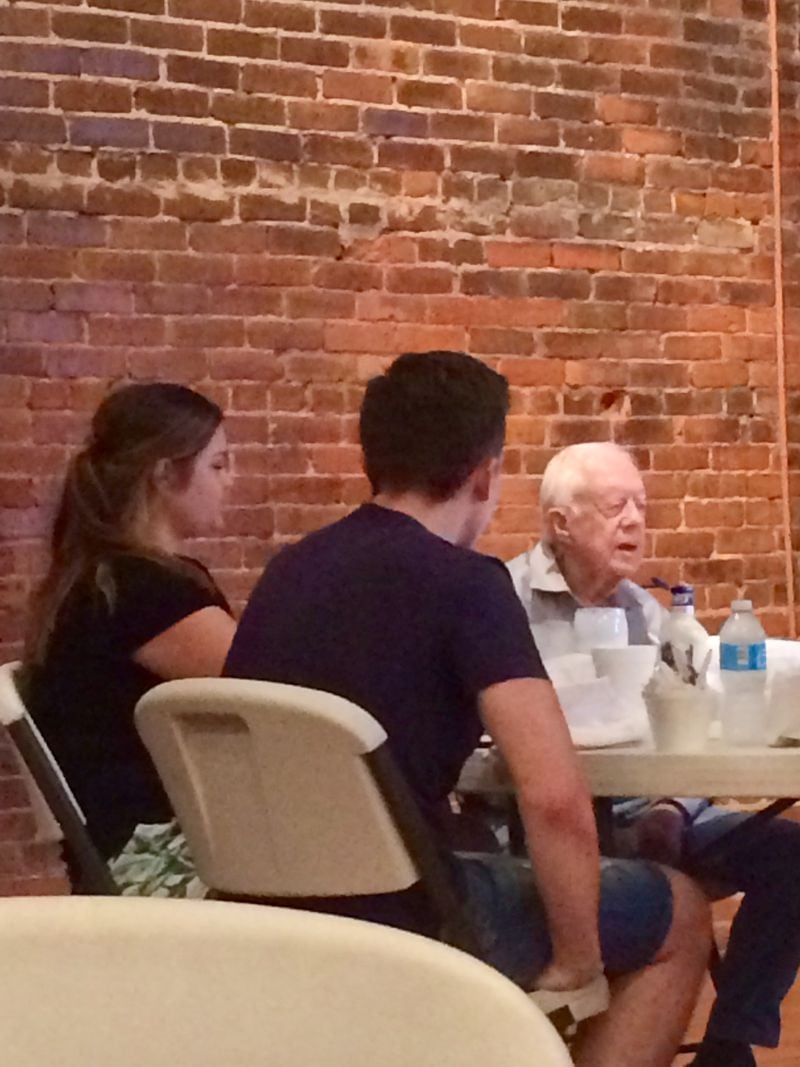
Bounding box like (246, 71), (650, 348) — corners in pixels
(529, 974), (610, 1024)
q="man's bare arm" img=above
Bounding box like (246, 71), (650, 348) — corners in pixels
(479, 676), (602, 989)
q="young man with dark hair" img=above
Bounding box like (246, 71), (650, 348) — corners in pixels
(226, 351), (710, 1067)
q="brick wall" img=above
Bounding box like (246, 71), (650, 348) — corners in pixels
(0, 0), (797, 892)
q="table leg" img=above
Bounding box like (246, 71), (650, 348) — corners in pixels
(508, 799), (525, 856)
(594, 798), (615, 855)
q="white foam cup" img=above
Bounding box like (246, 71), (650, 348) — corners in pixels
(646, 688), (715, 753)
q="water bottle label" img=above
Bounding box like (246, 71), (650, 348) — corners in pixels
(720, 641), (767, 671)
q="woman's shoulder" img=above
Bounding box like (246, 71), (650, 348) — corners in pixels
(111, 551), (226, 603)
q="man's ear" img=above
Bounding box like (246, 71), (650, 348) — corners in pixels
(471, 455), (498, 502)
(547, 507), (571, 544)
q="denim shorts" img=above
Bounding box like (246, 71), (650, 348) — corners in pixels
(453, 852), (673, 990)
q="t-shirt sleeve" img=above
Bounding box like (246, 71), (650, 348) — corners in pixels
(447, 555), (549, 697)
(105, 555), (226, 655)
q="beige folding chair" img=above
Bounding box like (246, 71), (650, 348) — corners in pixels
(135, 678), (474, 946)
(0, 661), (118, 895)
(0, 896), (572, 1067)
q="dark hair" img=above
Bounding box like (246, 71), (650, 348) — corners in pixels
(359, 351), (509, 500)
(26, 383), (223, 663)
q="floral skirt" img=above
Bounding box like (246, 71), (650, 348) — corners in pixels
(108, 820), (206, 899)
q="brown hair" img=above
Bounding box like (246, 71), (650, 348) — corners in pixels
(360, 351), (509, 500)
(26, 382), (223, 664)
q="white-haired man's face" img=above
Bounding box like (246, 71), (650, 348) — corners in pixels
(550, 453), (647, 588)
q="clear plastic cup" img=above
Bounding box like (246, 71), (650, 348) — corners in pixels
(574, 607), (628, 652)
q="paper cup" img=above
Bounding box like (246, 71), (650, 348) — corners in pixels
(646, 689), (715, 753)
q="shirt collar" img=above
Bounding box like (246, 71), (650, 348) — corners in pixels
(526, 541), (645, 611)
(526, 542), (571, 594)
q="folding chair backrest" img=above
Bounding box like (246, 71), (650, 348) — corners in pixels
(0, 896), (574, 1067)
(0, 661), (118, 895)
(136, 678), (421, 898)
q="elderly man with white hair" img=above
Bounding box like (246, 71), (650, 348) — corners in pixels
(506, 442), (800, 1067)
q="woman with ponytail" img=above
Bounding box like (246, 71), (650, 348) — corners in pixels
(24, 383), (236, 893)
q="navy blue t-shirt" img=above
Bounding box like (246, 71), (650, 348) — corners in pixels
(226, 503), (546, 840)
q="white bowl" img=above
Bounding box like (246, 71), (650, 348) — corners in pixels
(591, 645), (658, 694)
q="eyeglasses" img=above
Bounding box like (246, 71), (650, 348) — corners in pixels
(591, 495), (647, 520)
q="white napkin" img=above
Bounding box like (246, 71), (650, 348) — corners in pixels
(546, 654), (647, 749)
(770, 667), (800, 741)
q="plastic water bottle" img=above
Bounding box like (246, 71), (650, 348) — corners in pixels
(660, 584), (710, 673)
(719, 599), (767, 746)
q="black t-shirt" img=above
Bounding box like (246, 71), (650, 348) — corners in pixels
(225, 504), (547, 927)
(26, 554), (230, 859)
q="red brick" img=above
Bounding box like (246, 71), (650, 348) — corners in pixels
(266, 225), (341, 258)
(623, 128), (683, 156)
(398, 78), (463, 110)
(156, 252), (232, 285)
(428, 295), (562, 328)
(0, 78), (49, 109)
(0, 112), (65, 146)
(242, 62), (317, 97)
(90, 315), (164, 345)
(8, 179), (84, 213)
(280, 36), (349, 68)
(55, 79), (132, 113)
(451, 145), (516, 177)
(168, 0), (242, 21)
(494, 55), (554, 88)
(168, 55), (239, 91)
(52, 11), (129, 44)
(7, 311), (83, 344)
(319, 9), (386, 38)
(378, 141), (444, 172)
(497, 0), (557, 24)
(131, 18), (204, 51)
(552, 244), (620, 271)
(86, 183), (161, 216)
(528, 271), (590, 299)
(135, 85), (209, 118)
(518, 150), (578, 179)
(314, 263), (382, 292)
(244, 1), (314, 30)
(322, 71), (393, 104)
(424, 48), (490, 81)
(687, 306), (746, 333)
(229, 128), (300, 161)
(363, 108), (429, 139)
(0, 282), (52, 312)
(386, 266), (454, 294)
(430, 113), (495, 144)
(207, 27), (277, 60)
(69, 117), (148, 149)
(466, 83), (531, 115)
(0, 5), (50, 35)
(108, 218), (185, 251)
(584, 154), (644, 185)
(485, 241), (551, 268)
(4, 248), (76, 279)
(289, 100), (359, 132)
(391, 15), (456, 45)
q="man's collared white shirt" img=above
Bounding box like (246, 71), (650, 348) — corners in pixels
(505, 541), (664, 662)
